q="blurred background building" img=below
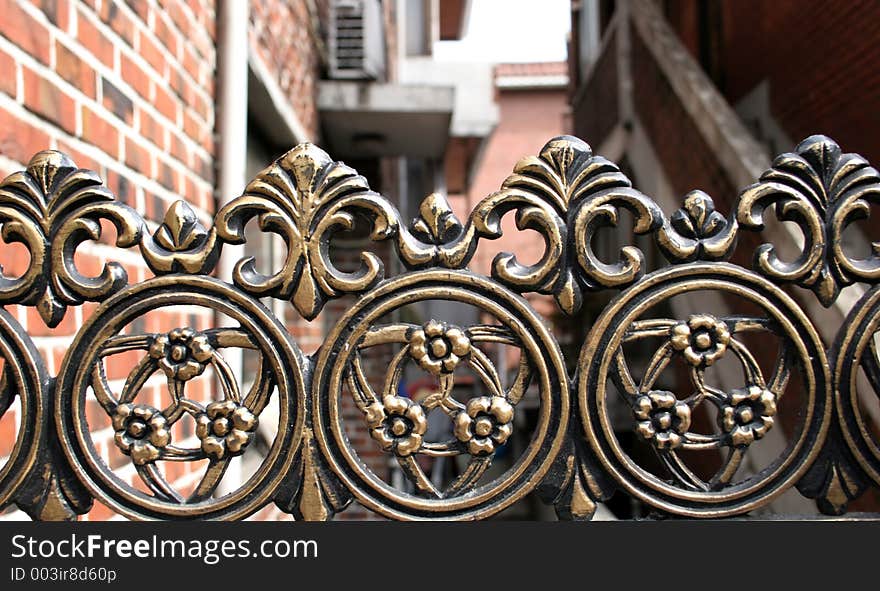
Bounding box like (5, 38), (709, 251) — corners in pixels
(568, 0), (880, 515)
(0, 0), (878, 519)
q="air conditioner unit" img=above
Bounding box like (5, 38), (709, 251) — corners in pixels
(328, 0), (386, 80)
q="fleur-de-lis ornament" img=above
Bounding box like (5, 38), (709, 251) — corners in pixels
(214, 143), (398, 319)
(140, 200), (219, 274)
(738, 135), (880, 306)
(657, 190), (737, 262)
(0, 151), (142, 326)
(472, 136), (663, 313)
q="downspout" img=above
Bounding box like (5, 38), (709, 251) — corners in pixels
(213, 0), (250, 494)
(216, 0), (249, 279)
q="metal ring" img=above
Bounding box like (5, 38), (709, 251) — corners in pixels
(0, 308), (44, 508)
(312, 270), (569, 520)
(833, 285), (880, 486)
(56, 275), (306, 520)
(579, 263), (830, 516)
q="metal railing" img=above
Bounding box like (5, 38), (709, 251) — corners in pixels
(0, 134), (878, 520)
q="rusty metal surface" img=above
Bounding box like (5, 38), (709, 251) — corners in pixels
(0, 135), (877, 520)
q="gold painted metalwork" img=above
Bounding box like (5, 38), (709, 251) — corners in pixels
(0, 135), (878, 520)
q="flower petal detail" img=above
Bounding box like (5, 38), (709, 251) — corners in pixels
(201, 435), (226, 460)
(130, 441), (160, 465)
(468, 438), (495, 456)
(395, 434), (422, 456)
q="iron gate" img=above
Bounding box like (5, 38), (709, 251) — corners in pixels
(0, 133), (878, 520)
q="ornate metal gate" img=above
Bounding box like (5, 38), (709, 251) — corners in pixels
(0, 133), (878, 520)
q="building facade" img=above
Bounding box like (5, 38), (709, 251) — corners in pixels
(568, 0), (880, 515)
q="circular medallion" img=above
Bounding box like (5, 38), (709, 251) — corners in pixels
(56, 275), (305, 520)
(313, 270), (569, 520)
(579, 263), (830, 516)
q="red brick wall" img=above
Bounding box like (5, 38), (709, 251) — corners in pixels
(665, 0), (880, 163)
(249, 0), (328, 141)
(630, 25), (736, 205)
(0, 0), (217, 520)
(570, 29), (618, 149)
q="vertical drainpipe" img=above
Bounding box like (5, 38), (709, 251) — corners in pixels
(214, 0), (249, 494)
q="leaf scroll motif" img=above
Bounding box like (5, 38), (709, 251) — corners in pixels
(473, 136), (663, 314)
(657, 190), (737, 263)
(140, 200), (220, 275)
(0, 151), (143, 327)
(214, 143), (399, 320)
(737, 134), (880, 306)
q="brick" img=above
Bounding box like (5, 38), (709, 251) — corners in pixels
(163, 456), (191, 483)
(104, 168), (133, 204)
(129, 472), (153, 495)
(202, 131), (214, 156)
(153, 83), (178, 123)
(72, 245), (105, 278)
(87, 501), (115, 521)
(22, 67), (76, 134)
(0, 0), (51, 65)
(169, 131), (188, 164)
(0, 48), (15, 97)
(205, 7), (215, 41)
(191, 89), (210, 122)
(120, 52), (151, 99)
(77, 10), (114, 68)
(34, 0), (72, 31)
(155, 14), (179, 58)
(103, 348), (141, 380)
(137, 107), (165, 149)
(79, 301), (101, 329)
(169, 66), (188, 103)
(137, 29), (165, 76)
(55, 40), (96, 98)
(165, 0), (190, 40)
(124, 135), (152, 175)
(0, 110), (51, 165)
(183, 174), (196, 203)
(101, 77), (133, 123)
(107, 445), (130, 470)
(84, 397), (110, 432)
(182, 109), (203, 142)
(0, 408), (17, 456)
(80, 104), (119, 157)
(124, 0), (148, 21)
(99, 0), (135, 46)
(156, 156), (176, 191)
(0, 240), (31, 278)
(202, 71), (214, 96)
(196, 152), (213, 183)
(26, 304), (77, 336)
(181, 44), (199, 81)
(192, 28), (213, 63)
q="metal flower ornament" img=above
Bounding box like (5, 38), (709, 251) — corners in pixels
(607, 311), (785, 493)
(345, 318), (526, 499)
(85, 326), (267, 506)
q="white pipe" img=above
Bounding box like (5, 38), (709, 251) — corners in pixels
(213, 0), (250, 495)
(216, 0), (250, 235)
